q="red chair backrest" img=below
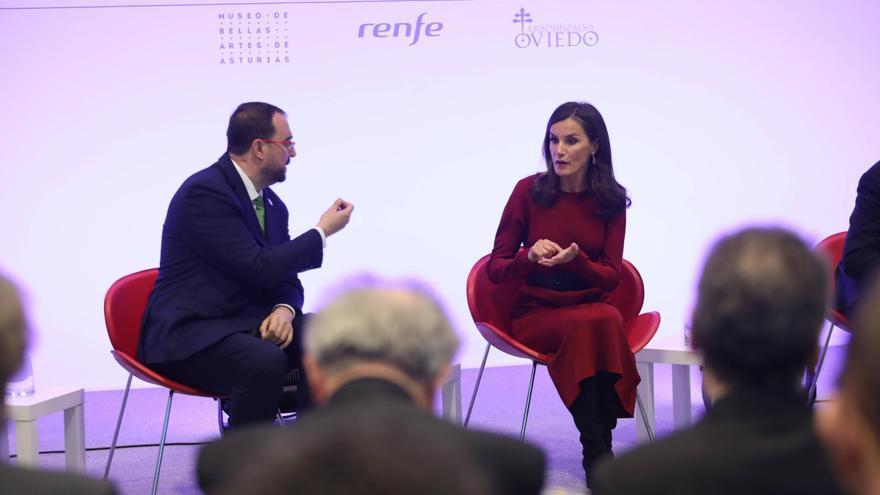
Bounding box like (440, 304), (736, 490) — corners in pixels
(611, 260), (645, 322)
(815, 231), (850, 328)
(466, 255), (520, 333)
(104, 268), (158, 357)
(815, 232), (846, 283)
(466, 255), (645, 331)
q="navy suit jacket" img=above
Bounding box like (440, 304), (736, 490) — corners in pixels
(138, 153), (323, 364)
(838, 160), (880, 317)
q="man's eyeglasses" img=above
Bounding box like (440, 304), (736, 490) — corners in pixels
(258, 139), (295, 150)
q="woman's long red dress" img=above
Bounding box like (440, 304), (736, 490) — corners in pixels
(487, 174), (639, 416)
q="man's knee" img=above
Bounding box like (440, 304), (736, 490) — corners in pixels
(243, 343), (288, 385)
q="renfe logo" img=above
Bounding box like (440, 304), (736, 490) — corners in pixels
(358, 12), (443, 46)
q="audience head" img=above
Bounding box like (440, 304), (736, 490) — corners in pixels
(226, 101), (287, 156)
(691, 227), (828, 391)
(535, 101), (629, 217)
(818, 277), (880, 494)
(304, 275), (460, 407)
(217, 406), (496, 495)
(0, 273), (28, 408)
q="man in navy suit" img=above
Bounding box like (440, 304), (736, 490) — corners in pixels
(837, 160), (880, 318)
(138, 102), (354, 428)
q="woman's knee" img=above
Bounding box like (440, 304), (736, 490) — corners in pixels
(589, 304), (624, 326)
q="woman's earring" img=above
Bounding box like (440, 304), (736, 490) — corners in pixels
(592, 153), (597, 166)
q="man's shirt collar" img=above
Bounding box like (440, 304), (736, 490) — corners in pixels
(230, 157), (261, 202)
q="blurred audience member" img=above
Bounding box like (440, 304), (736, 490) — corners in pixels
(818, 276), (880, 494)
(0, 273), (118, 495)
(593, 228), (843, 495)
(198, 276), (545, 495)
(216, 405), (496, 495)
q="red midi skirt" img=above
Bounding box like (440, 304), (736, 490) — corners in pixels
(511, 287), (640, 417)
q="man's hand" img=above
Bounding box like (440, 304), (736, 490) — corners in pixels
(528, 239), (563, 262)
(538, 242), (580, 267)
(260, 306), (294, 349)
(317, 198), (354, 236)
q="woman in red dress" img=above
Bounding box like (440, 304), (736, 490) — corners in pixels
(487, 101), (637, 486)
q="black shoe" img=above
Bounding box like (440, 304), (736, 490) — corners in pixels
(579, 421), (613, 486)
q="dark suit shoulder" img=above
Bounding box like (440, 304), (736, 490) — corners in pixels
(453, 426), (545, 495)
(854, 160), (880, 208)
(175, 160), (233, 195)
(197, 423), (278, 493)
(198, 401), (545, 495)
(164, 160), (247, 228)
(593, 415), (843, 495)
(859, 160), (880, 186)
(0, 464), (118, 495)
(593, 426), (707, 494)
(356, 401), (544, 495)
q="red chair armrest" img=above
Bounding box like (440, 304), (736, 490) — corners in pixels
(475, 322), (552, 364)
(624, 311), (661, 354)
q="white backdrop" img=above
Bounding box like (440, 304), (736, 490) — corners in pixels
(0, 0), (878, 390)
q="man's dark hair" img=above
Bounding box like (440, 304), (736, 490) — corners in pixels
(691, 227), (828, 388)
(226, 102), (285, 155)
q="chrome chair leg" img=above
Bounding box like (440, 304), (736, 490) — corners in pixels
(217, 400), (225, 437)
(808, 323), (835, 405)
(151, 390), (175, 495)
(519, 361), (538, 441)
(635, 390), (655, 443)
(103, 373), (133, 479)
(464, 343), (491, 427)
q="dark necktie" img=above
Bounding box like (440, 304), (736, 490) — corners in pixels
(254, 196), (265, 233)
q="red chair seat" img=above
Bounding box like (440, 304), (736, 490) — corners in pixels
(464, 254), (660, 442)
(103, 268), (226, 495)
(110, 350), (223, 398)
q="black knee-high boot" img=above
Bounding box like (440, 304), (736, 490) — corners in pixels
(570, 375), (615, 487)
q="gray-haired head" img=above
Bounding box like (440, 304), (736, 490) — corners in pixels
(305, 276), (460, 385)
(691, 227), (828, 389)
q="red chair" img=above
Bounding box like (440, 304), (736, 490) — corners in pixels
(809, 232), (852, 403)
(103, 268), (227, 495)
(464, 255), (661, 442)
